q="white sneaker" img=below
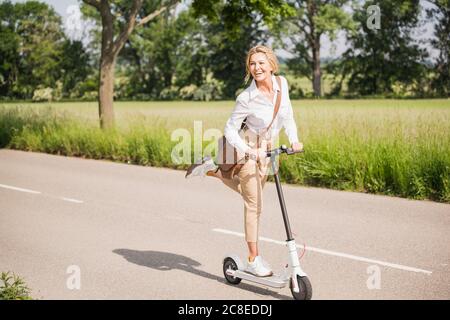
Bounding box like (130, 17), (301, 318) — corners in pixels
(245, 256), (273, 277)
(185, 156), (217, 179)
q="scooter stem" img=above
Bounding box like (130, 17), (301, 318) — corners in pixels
(270, 156), (294, 241)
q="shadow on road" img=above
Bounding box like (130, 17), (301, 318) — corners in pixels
(113, 248), (292, 300)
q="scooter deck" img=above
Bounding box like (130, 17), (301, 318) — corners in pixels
(232, 270), (287, 288)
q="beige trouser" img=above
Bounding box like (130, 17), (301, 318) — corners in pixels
(219, 140), (272, 243)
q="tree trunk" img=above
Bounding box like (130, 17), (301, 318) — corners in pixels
(312, 36), (321, 97)
(307, 0), (321, 98)
(97, 0), (116, 129)
(99, 55), (116, 129)
(82, 0), (172, 128)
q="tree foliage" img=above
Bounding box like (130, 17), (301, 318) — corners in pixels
(340, 0), (428, 96)
(281, 0), (355, 97)
(0, 0), (447, 101)
(426, 0), (450, 97)
(0, 0), (91, 100)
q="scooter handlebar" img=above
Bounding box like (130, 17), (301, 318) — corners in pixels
(266, 144), (304, 157)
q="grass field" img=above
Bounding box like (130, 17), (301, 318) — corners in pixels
(1, 99), (449, 202)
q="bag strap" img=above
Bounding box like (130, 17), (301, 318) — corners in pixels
(264, 75), (282, 133)
(223, 76), (283, 166)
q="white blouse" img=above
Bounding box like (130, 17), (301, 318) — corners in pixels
(224, 75), (300, 154)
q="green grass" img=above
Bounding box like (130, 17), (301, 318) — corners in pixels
(0, 105), (176, 168)
(1, 99), (449, 202)
(0, 271), (33, 300)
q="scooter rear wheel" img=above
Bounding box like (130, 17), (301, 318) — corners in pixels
(223, 258), (242, 285)
(290, 275), (312, 300)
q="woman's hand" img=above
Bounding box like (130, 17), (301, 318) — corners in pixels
(291, 142), (304, 152)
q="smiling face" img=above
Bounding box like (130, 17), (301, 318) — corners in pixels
(244, 45), (279, 83)
(249, 52), (273, 83)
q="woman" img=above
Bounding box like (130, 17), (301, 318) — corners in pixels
(186, 45), (303, 277)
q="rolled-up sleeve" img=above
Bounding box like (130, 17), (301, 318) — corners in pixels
(224, 96), (251, 154)
(283, 79), (300, 144)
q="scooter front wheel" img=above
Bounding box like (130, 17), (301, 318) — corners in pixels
(223, 258), (242, 285)
(290, 275), (312, 300)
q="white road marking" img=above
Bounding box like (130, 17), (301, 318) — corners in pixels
(212, 228), (433, 275)
(0, 183), (41, 194)
(0, 183), (83, 204)
(60, 197), (84, 204)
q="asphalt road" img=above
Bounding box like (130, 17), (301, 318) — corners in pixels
(0, 149), (449, 300)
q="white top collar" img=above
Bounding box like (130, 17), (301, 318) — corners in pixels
(249, 74), (280, 100)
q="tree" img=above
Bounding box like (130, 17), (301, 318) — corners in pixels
(426, 0), (450, 97)
(281, 0), (355, 97)
(121, 3), (276, 100)
(124, 8), (207, 99)
(0, 1), (66, 99)
(0, 1), (19, 98)
(204, 1), (271, 98)
(60, 40), (91, 97)
(341, 0), (428, 96)
(81, 0), (294, 128)
(16, 1), (65, 96)
(81, 0), (178, 128)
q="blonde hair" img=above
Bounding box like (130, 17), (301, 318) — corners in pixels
(245, 45), (279, 83)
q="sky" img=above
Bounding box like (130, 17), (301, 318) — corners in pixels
(10, 0), (439, 60)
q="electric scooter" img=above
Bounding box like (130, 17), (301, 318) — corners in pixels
(222, 145), (312, 300)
